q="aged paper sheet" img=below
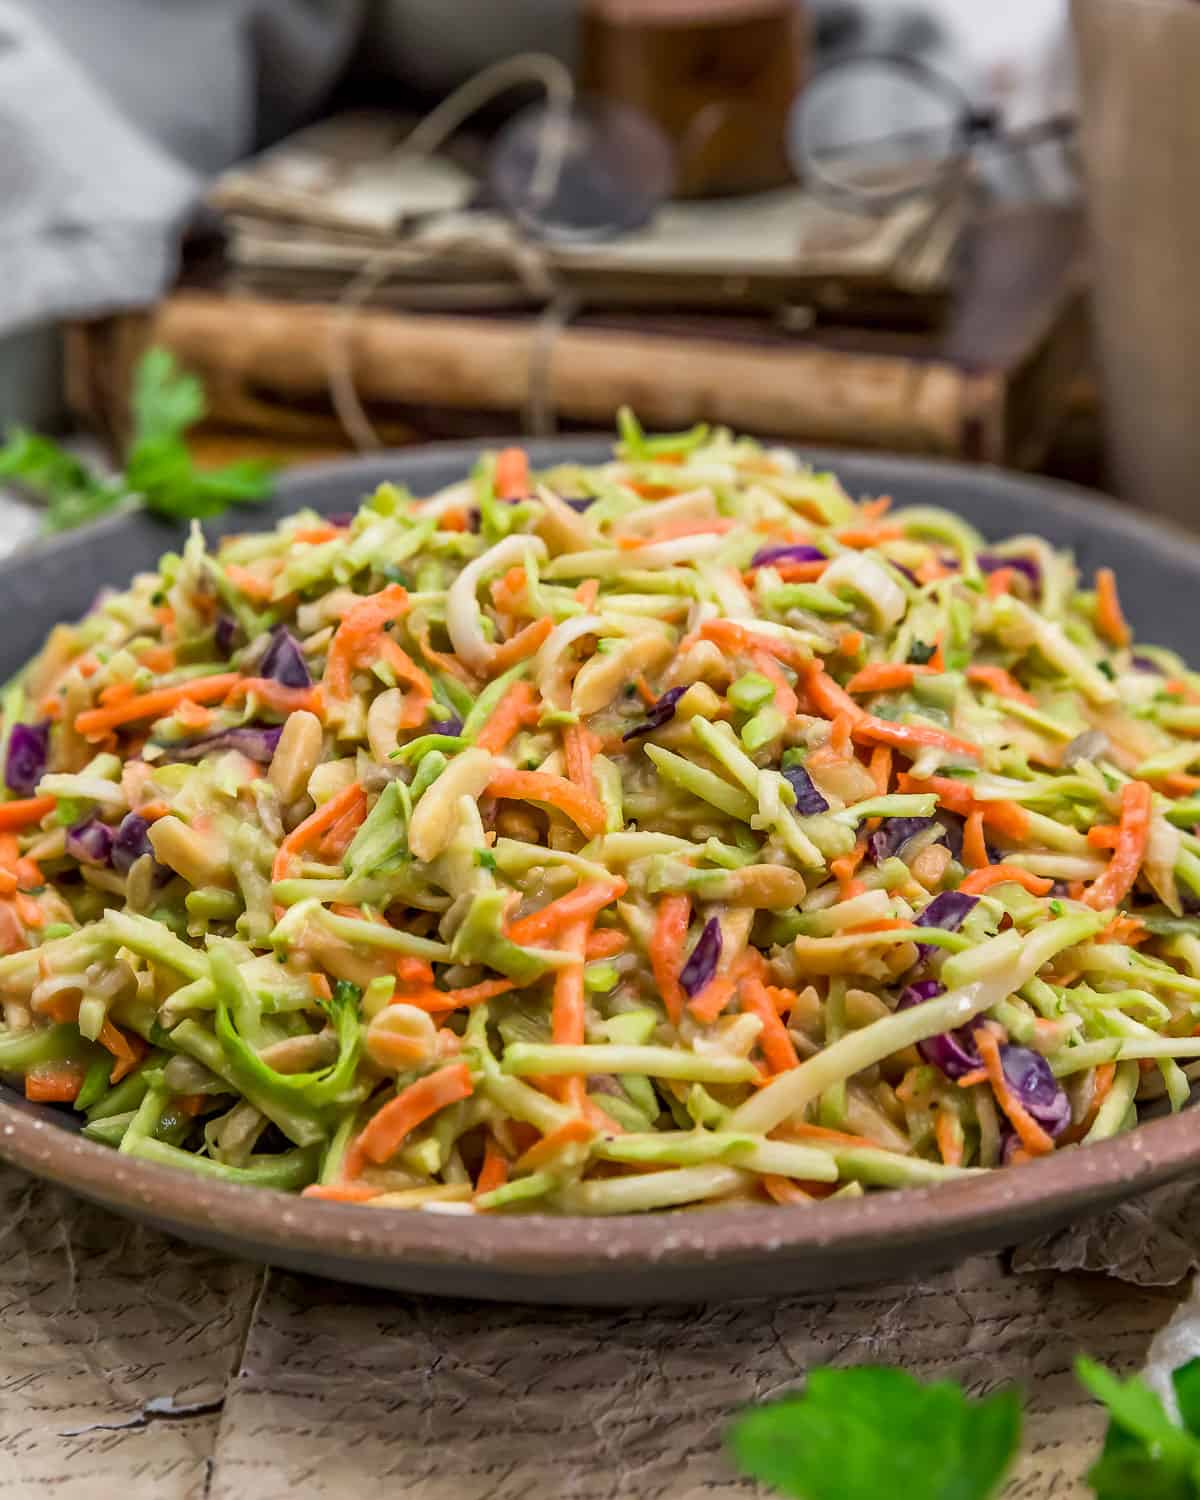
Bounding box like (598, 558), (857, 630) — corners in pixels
(2, 1161), (1196, 1499)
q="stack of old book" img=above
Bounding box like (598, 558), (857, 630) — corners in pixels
(67, 111), (1088, 471)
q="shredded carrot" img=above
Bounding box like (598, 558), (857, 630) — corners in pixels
(38, 696), (62, 721)
(1087, 824), (1120, 850)
(224, 563), (278, 602)
(551, 919), (589, 1051)
(687, 973), (740, 1024)
(25, 1063), (86, 1103)
(761, 1174), (812, 1205)
(846, 662), (933, 694)
(699, 619), (810, 673)
(958, 864), (1053, 897)
(771, 560), (830, 583)
(838, 630), (865, 656)
(293, 524), (343, 544)
(397, 978), (517, 1014)
(345, 1062), (474, 1177)
(316, 798), (370, 862)
(75, 673), (242, 739)
(324, 584), (413, 700)
(985, 567), (1020, 598)
(172, 698), (213, 732)
(494, 446), (529, 500)
(98, 680), (136, 707)
(301, 1183), (385, 1204)
(0, 796), (56, 832)
(475, 1136), (511, 1198)
(829, 712), (854, 758)
(800, 661), (866, 724)
(515, 1116), (595, 1174)
(780, 1121), (882, 1150)
(307, 972), (333, 1003)
(174, 1093), (212, 1117)
(272, 780), (366, 882)
(917, 557), (955, 585)
(492, 616), (553, 672)
(486, 768), (607, 839)
(934, 1108), (964, 1167)
(650, 893), (691, 1025)
(896, 773), (1030, 841)
(1095, 567), (1131, 648)
(859, 495), (892, 520)
(962, 810), (989, 870)
(853, 714), (981, 761)
(868, 745), (893, 797)
(585, 928), (627, 958)
(829, 838), (868, 900)
(974, 1027), (1055, 1156)
(563, 720), (600, 801)
(506, 877), (627, 946)
(0, 869), (17, 897)
(575, 579), (600, 609)
(1085, 779), (1152, 910)
(98, 1020), (146, 1083)
(226, 678), (324, 718)
(475, 679), (539, 754)
(741, 976), (800, 1073)
(1097, 913), (1147, 946)
(956, 1068), (988, 1089)
(967, 665), (1036, 708)
(632, 672), (657, 707)
(137, 644), (176, 674)
(750, 650), (799, 718)
(834, 524), (905, 548)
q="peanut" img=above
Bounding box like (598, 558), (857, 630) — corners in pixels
(268, 710), (324, 804)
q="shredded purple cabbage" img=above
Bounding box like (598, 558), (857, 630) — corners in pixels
(782, 763), (829, 816)
(214, 612), (239, 658)
(111, 813), (153, 874)
(913, 889), (979, 963)
(564, 497), (595, 513)
(326, 512), (354, 528)
(623, 686), (686, 741)
(891, 562), (919, 586)
(156, 725), (284, 765)
(867, 815), (935, 864)
(978, 553), (1040, 588)
(898, 980), (982, 1079)
(679, 917), (722, 997)
(259, 627), (311, 690)
(427, 716), (464, 737)
(749, 543), (828, 569)
(5, 721), (49, 797)
(1131, 654), (1162, 674)
(999, 1044), (1072, 1137)
(66, 817), (114, 867)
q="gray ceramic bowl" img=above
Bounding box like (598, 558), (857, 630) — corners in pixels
(2, 439), (1200, 1305)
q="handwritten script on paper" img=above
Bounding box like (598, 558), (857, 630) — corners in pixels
(0, 1161), (1193, 1499)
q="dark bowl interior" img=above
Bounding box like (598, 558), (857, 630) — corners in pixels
(3, 439), (1200, 1305)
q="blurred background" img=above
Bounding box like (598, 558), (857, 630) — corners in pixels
(1, 0), (1180, 543)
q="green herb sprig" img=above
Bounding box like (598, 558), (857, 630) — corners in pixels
(0, 348), (274, 533)
(729, 1356), (1200, 1500)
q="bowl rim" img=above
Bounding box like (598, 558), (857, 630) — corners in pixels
(5, 436), (1200, 1284)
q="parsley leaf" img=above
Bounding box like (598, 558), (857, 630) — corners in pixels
(1078, 1357), (1200, 1500)
(728, 1367), (1021, 1500)
(0, 348), (275, 534)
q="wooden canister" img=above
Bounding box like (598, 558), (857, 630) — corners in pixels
(580, 0), (810, 198)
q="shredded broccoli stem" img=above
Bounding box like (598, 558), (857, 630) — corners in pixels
(1, 418), (1197, 1215)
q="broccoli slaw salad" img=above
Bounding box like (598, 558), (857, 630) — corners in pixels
(1, 414), (1199, 1217)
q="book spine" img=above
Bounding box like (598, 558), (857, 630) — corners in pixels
(153, 294), (973, 456)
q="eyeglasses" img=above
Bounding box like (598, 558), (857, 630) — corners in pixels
(395, 50), (1077, 246)
(787, 53), (1077, 214)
